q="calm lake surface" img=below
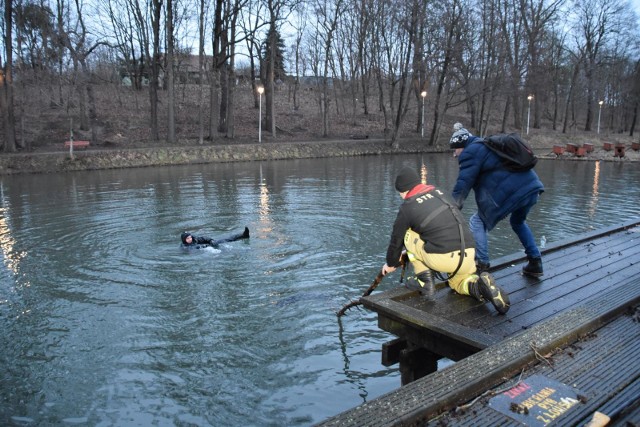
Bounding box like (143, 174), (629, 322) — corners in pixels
(1, 153), (639, 426)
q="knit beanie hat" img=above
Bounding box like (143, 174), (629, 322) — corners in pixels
(395, 167), (421, 192)
(453, 122), (464, 131)
(449, 128), (470, 149)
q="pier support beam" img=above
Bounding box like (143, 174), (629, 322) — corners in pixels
(399, 343), (438, 385)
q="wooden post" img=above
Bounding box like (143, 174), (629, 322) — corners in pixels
(399, 345), (439, 385)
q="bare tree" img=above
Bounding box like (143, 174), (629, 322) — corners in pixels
(149, 0), (162, 142)
(1, 0), (17, 152)
(224, 0), (244, 138)
(427, 0), (465, 145)
(262, 0), (298, 138)
(561, 50), (583, 133)
(239, 0), (267, 109)
(101, 0), (144, 89)
(166, 0), (175, 143)
(629, 59), (639, 137)
(56, 0), (108, 144)
(519, 0), (564, 130)
(212, 0), (248, 139)
(288, 1), (306, 111)
(370, 0), (420, 147)
(497, 0), (527, 131)
(571, 0), (631, 131)
(411, 0), (427, 135)
(314, 0), (345, 137)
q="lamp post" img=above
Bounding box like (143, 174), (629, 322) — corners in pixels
(257, 86), (264, 142)
(527, 95), (533, 135)
(597, 100), (603, 134)
(420, 91), (427, 138)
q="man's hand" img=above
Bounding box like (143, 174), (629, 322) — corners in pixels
(382, 263), (396, 276)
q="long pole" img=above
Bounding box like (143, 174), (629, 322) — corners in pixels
(421, 97), (425, 138)
(527, 96), (532, 135)
(597, 103), (602, 134)
(420, 91), (427, 138)
(259, 92), (262, 143)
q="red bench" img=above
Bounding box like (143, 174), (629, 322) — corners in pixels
(64, 140), (90, 149)
(565, 143), (577, 153)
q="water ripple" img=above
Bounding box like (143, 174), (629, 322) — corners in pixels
(1, 157), (638, 426)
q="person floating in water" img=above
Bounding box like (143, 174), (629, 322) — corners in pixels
(181, 227), (250, 249)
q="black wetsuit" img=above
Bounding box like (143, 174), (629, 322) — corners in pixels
(181, 227), (250, 249)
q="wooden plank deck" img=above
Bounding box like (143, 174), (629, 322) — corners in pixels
(423, 305), (640, 426)
(363, 219), (640, 362)
(318, 219), (640, 426)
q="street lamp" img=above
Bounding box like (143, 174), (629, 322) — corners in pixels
(420, 91), (427, 138)
(257, 86), (264, 142)
(527, 95), (533, 135)
(598, 100), (603, 134)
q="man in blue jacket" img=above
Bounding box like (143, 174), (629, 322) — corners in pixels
(450, 127), (544, 277)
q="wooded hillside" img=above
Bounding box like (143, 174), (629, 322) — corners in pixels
(1, 0), (639, 152)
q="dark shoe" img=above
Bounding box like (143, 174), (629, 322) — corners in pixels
(470, 272), (510, 315)
(522, 257), (543, 277)
(405, 271), (435, 299)
(476, 261), (490, 274)
(405, 276), (423, 292)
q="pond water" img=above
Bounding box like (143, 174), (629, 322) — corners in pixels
(0, 153), (638, 426)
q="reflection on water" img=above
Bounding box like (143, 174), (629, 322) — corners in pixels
(0, 154), (638, 426)
(588, 161), (600, 219)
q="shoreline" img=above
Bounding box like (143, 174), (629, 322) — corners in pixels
(0, 138), (637, 176)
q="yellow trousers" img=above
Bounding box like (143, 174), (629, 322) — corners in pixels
(403, 229), (477, 295)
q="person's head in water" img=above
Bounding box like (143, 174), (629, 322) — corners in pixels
(181, 232), (193, 245)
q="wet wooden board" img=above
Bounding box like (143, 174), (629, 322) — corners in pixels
(360, 220), (640, 361)
(317, 277), (640, 427)
(428, 307), (640, 426)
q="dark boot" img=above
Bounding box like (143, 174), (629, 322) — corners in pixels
(475, 261), (490, 274)
(405, 270), (435, 299)
(469, 272), (510, 315)
(522, 257), (543, 277)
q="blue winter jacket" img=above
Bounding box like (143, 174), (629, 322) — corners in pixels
(451, 136), (544, 231)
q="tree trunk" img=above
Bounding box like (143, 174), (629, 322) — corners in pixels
(79, 60), (99, 144)
(166, 0), (176, 144)
(226, 15), (239, 139)
(149, 0), (162, 143)
(197, 0), (206, 144)
(218, 62), (229, 133)
(265, 18), (276, 137)
(2, 0), (17, 152)
(209, 69), (220, 139)
(75, 60), (89, 131)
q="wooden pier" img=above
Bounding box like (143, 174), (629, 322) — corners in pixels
(319, 219), (640, 426)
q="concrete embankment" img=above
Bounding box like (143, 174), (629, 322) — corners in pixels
(1, 137), (637, 176)
(0, 139), (438, 175)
